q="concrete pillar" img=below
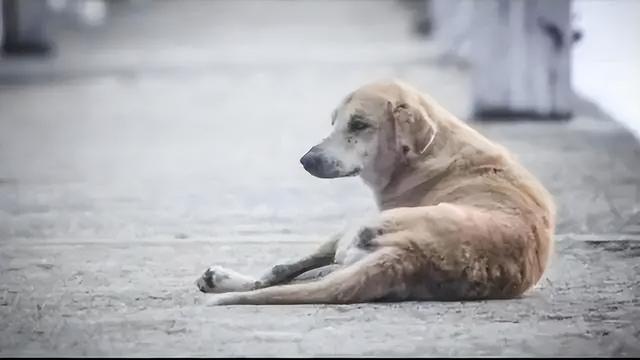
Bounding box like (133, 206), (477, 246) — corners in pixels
(406, 0), (433, 36)
(430, 0), (474, 61)
(470, 0), (573, 119)
(2, 0), (52, 55)
(0, 0), (4, 53)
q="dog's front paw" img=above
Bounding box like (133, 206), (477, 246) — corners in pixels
(195, 265), (256, 293)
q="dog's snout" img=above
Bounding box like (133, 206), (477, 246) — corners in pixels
(300, 147), (323, 172)
(300, 145), (357, 179)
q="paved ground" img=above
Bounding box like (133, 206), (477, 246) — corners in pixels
(1, 0), (639, 356)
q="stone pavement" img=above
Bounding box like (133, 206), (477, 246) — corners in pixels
(0, 0), (639, 356)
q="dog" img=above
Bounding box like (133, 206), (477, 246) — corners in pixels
(196, 79), (556, 305)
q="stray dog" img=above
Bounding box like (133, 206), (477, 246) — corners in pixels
(196, 80), (556, 305)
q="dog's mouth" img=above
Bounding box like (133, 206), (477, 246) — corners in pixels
(344, 167), (361, 177)
(306, 166), (361, 179)
(302, 163), (361, 179)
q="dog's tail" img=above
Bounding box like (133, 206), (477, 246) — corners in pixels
(207, 248), (409, 305)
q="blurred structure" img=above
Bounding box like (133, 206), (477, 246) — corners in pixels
(469, 0), (573, 119)
(1, 0), (577, 120)
(1, 0), (111, 55)
(1, 0), (54, 55)
(413, 0), (575, 119)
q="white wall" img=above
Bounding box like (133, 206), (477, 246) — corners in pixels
(572, 0), (640, 138)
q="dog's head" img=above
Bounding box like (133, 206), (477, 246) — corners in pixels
(300, 80), (438, 188)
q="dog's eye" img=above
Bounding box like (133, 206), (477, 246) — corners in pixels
(349, 117), (370, 132)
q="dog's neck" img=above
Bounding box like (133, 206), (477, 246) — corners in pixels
(367, 103), (502, 210)
(367, 128), (452, 210)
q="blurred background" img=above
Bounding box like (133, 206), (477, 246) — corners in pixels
(1, 0), (638, 239)
(1, 0), (639, 356)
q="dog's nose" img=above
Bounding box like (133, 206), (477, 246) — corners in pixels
(300, 148), (322, 172)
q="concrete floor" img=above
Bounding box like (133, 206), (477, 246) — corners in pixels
(0, 0), (639, 356)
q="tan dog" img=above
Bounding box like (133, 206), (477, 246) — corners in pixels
(196, 79), (556, 305)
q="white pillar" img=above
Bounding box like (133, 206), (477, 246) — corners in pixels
(470, 0), (573, 119)
(430, 0), (474, 61)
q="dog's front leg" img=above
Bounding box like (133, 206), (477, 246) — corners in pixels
(288, 264), (342, 284)
(196, 234), (340, 293)
(195, 265), (259, 293)
(255, 234), (341, 288)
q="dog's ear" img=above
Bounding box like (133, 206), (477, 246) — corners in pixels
(382, 101), (399, 150)
(390, 101), (436, 162)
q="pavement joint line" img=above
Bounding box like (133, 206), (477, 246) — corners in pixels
(3, 233), (640, 247)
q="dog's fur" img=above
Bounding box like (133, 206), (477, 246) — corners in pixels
(196, 80), (556, 305)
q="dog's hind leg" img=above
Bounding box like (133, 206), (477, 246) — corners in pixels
(205, 247), (413, 305)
